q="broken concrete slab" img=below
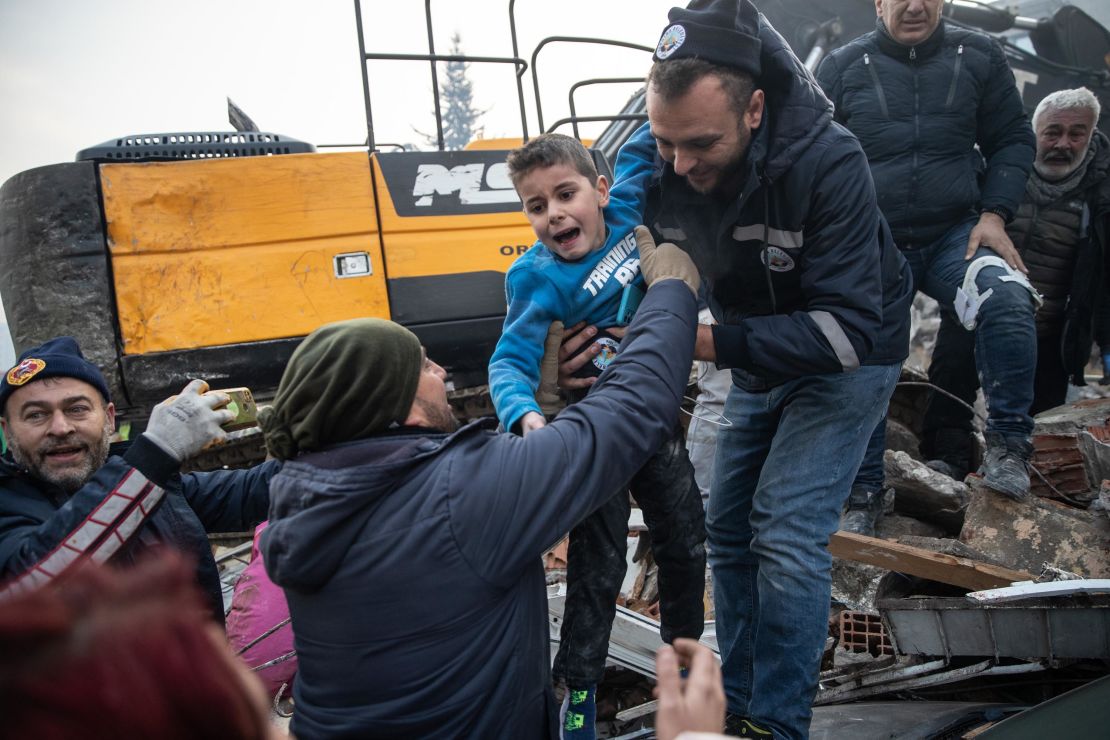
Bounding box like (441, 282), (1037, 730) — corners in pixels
(884, 450), (969, 533)
(832, 559), (888, 613)
(959, 482), (1110, 578)
(1033, 396), (1110, 435)
(876, 514), (947, 540)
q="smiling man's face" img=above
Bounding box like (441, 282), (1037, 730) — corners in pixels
(2, 377), (114, 493)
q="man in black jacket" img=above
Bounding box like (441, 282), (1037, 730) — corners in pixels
(817, 0), (1038, 512)
(615, 1), (912, 736)
(921, 89), (1110, 458)
(0, 337), (276, 619)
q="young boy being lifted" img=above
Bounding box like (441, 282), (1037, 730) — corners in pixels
(489, 133), (706, 739)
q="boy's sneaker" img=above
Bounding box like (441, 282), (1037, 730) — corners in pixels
(980, 432), (1032, 500)
(724, 713), (774, 737)
(559, 684), (596, 740)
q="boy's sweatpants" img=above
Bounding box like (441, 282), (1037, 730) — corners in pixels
(551, 423), (707, 687)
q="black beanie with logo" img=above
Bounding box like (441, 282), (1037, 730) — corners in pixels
(653, 0), (762, 78)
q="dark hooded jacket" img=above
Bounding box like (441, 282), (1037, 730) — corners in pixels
(816, 19), (1035, 249)
(260, 281), (697, 740)
(0, 434), (276, 620)
(620, 11), (912, 390)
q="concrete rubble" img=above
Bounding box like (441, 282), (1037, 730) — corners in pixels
(960, 482), (1110, 578)
(816, 395), (1110, 710)
(535, 395), (1110, 735)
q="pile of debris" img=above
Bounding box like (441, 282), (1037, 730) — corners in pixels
(818, 393), (1110, 710)
(547, 389), (1110, 736)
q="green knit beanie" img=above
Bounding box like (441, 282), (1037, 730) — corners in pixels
(259, 318), (423, 460)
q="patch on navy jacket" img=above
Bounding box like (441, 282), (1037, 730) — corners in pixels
(760, 246), (796, 273)
(591, 337), (620, 372)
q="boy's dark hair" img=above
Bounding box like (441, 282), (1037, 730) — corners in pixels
(506, 133), (598, 190)
(648, 58), (756, 120)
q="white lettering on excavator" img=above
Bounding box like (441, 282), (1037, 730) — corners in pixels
(413, 163), (519, 206)
(581, 232), (640, 297)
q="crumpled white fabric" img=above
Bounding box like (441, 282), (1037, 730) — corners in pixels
(955, 255), (1043, 330)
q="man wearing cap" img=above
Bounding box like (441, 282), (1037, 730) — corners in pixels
(610, 0), (913, 736)
(0, 337), (277, 619)
(257, 238), (701, 739)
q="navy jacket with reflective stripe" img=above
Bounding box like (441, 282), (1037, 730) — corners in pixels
(620, 12), (912, 390)
(0, 435), (275, 619)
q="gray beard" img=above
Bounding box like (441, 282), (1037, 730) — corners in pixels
(9, 420), (113, 494)
(1033, 141), (1095, 185)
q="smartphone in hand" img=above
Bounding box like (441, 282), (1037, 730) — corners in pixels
(616, 283), (645, 325)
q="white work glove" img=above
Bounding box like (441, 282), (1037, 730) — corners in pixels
(143, 379), (235, 462)
(634, 225), (700, 297)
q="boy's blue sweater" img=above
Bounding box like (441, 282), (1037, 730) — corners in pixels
(489, 154), (653, 431)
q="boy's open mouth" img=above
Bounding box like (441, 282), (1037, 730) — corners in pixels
(554, 227), (580, 245)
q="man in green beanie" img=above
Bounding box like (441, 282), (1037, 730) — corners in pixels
(257, 317), (451, 460)
(259, 232), (703, 739)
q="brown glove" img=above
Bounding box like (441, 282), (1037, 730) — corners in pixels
(634, 225), (699, 296)
(535, 320), (564, 415)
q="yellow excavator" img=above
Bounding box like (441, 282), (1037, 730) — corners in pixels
(0, 0), (650, 433)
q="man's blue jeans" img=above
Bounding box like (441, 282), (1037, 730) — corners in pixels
(708, 362), (900, 739)
(855, 218), (1037, 490)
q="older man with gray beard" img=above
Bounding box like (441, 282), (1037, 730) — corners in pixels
(924, 89), (1110, 446)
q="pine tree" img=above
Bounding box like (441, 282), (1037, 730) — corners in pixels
(421, 32), (485, 150)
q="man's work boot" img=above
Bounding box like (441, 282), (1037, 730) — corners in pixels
(980, 432), (1032, 500)
(839, 486), (893, 537)
(923, 427), (973, 481)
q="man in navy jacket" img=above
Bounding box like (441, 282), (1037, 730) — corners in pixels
(610, 1), (912, 736)
(258, 234), (701, 740)
(0, 337), (276, 620)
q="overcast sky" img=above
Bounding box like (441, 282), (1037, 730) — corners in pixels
(0, 0), (683, 364)
(0, 0), (679, 183)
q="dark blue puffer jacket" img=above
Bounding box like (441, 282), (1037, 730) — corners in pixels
(620, 10), (913, 390)
(816, 19), (1035, 249)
